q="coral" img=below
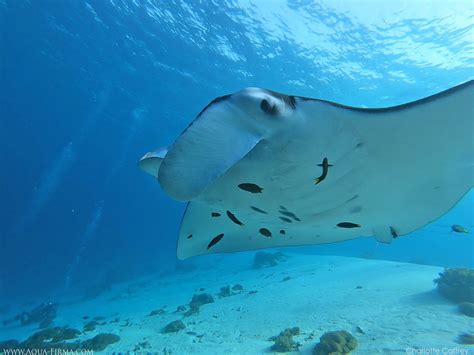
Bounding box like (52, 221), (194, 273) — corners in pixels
(20, 340), (81, 351)
(184, 293), (214, 316)
(218, 286), (233, 298)
(3, 302), (58, 328)
(53, 327), (80, 342)
(253, 251), (287, 269)
(2, 328), (118, 351)
(269, 327), (300, 352)
(83, 320), (99, 331)
(232, 284), (244, 291)
(457, 332), (474, 345)
(149, 309), (165, 316)
(26, 327), (80, 343)
(458, 302), (474, 317)
(190, 293), (214, 308)
(176, 305), (186, 312)
(0, 340), (19, 350)
(162, 320), (186, 333)
(313, 330), (358, 355)
(434, 268), (474, 303)
(80, 333), (120, 351)
(218, 285), (243, 298)
(19, 326), (82, 350)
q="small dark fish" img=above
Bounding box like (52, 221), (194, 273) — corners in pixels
(259, 228), (272, 237)
(207, 233), (224, 249)
(355, 325), (365, 334)
(337, 222), (361, 228)
(280, 229), (286, 235)
(314, 157), (333, 185)
(451, 224), (469, 234)
(238, 183), (263, 193)
(187, 234), (193, 239)
(250, 206), (268, 214)
(226, 210), (244, 226)
(211, 212), (221, 217)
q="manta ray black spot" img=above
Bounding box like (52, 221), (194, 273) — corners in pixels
(238, 183), (263, 193)
(337, 222), (361, 228)
(390, 226), (399, 238)
(259, 228), (272, 237)
(187, 234), (193, 239)
(279, 216), (292, 223)
(250, 206), (268, 214)
(207, 233), (224, 249)
(279, 210), (296, 218)
(314, 157), (333, 185)
(280, 229), (286, 235)
(279, 209), (301, 221)
(226, 210), (244, 226)
(211, 212), (221, 217)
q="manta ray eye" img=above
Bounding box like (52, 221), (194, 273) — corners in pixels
(260, 99), (278, 115)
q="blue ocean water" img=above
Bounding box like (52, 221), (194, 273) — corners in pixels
(1, 1), (473, 351)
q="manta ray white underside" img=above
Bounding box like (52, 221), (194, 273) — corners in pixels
(139, 81), (474, 259)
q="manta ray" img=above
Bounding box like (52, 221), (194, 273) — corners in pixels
(139, 81), (473, 259)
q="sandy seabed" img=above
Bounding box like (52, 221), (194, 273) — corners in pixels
(2, 253), (473, 354)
